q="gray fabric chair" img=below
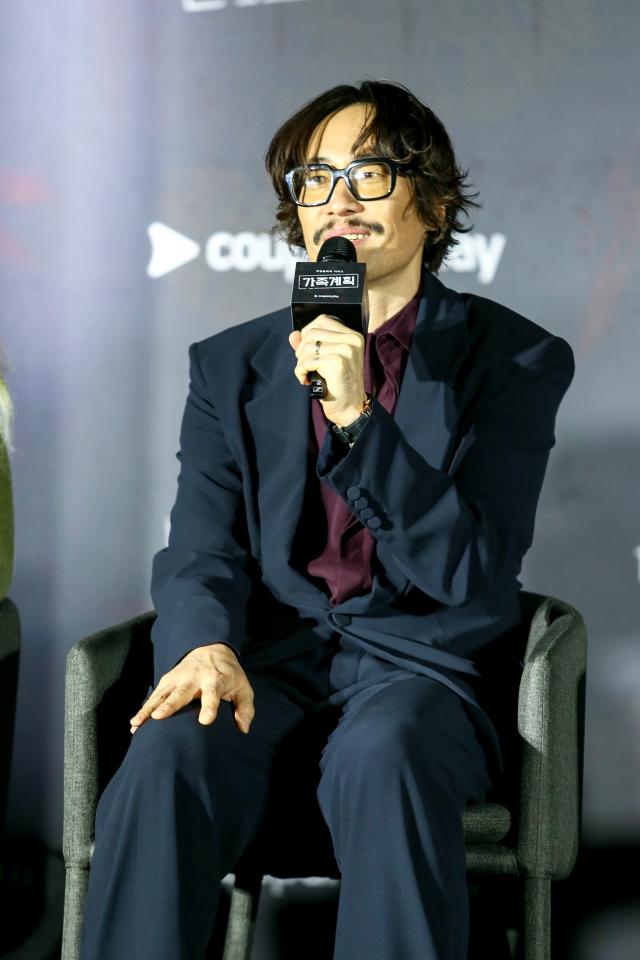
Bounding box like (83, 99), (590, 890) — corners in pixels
(62, 592), (586, 960)
(0, 597), (20, 836)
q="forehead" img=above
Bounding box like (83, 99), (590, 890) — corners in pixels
(306, 103), (374, 163)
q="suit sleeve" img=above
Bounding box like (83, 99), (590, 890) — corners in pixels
(150, 342), (252, 680)
(317, 334), (574, 608)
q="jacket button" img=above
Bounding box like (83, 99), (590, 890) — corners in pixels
(366, 516), (382, 530)
(354, 497), (368, 509)
(346, 486), (361, 501)
(360, 507), (375, 520)
(333, 613), (351, 627)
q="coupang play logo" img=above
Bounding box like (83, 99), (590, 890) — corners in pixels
(182, 0), (308, 11)
(146, 222), (506, 285)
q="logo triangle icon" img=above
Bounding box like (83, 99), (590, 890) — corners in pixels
(147, 222), (201, 278)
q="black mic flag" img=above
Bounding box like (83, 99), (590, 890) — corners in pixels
(290, 236), (370, 399)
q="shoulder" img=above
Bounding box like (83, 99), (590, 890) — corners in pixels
(195, 307), (289, 358)
(460, 290), (575, 384)
(187, 306), (290, 382)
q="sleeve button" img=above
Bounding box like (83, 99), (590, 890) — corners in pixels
(354, 497), (368, 509)
(346, 486), (361, 501)
(360, 507), (375, 520)
(366, 516), (382, 530)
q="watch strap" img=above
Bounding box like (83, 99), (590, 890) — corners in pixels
(331, 395), (373, 444)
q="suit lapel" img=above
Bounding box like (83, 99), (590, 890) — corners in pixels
(243, 310), (323, 602)
(393, 269), (470, 472)
(241, 270), (470, 604)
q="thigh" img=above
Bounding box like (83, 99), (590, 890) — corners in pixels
(123, 670), (307, 787)
(95, 670), (311, 855)
(99, 667), (340, 874)
(320, 674), (492, 808)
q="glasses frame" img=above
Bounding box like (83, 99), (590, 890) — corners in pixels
(284, 156), (414, 207)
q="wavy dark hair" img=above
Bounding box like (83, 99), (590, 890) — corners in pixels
(265, 80), (479, 271)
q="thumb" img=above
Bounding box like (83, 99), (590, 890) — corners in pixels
(289, 330), (301, 350)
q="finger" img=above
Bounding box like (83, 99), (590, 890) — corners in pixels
(288, 330), (302, 350)
(130, 687), (170, 727)
(150, 684), (194, 719)
(232, 683), (255, 734)
(294, 352), (351, 384)
(300, 329), (362, 350)
(198, 687), (221, 726)
(300, 343), (355, 368)
(301, 315), (351, 334)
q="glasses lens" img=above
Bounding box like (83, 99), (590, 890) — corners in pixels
(349, 161), (393, 200)
(290, 165), (333, 205)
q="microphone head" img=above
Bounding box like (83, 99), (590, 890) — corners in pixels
(317, 236), (357, 263)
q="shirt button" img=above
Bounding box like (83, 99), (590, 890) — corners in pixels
(346, 486), (361, 501)
(354, 497), (368, 510)
(333, 613), (351, 627)
(360, 507), (375, 520)
(366, 516), (382, 530)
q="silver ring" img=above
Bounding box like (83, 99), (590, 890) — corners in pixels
(314, 340), (321, 358)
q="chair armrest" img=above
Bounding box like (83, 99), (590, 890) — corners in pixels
(516, 596), (587, 878)
(63, 612), (155, 869)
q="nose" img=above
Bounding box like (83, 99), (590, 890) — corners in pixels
(326, 175), (365, 217)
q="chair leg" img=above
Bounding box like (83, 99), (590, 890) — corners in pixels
(61, 865), (90, 960)
(523, 876), (551, 960)
(222, 875), (262, 960)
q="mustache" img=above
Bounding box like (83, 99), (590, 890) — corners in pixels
(313, 219), (384, 247)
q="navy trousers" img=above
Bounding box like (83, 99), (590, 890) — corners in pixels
(80, 645), (493, 960)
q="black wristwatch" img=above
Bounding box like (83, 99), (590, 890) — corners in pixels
(331, 395), (373, 445)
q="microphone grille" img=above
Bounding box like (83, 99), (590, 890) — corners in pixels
(317, 236), (357, 263)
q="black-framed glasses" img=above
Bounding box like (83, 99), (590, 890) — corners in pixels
(285, 157), (413, 207)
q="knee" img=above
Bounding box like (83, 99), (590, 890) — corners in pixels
(129, 709), (194, 772)
(115, 704), (231, 796)
(325, 708), (433, 791)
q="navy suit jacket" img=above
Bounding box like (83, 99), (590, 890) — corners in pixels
(151, 268), (574, 712)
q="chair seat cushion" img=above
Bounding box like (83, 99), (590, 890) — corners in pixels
(463, 803), (511, 842)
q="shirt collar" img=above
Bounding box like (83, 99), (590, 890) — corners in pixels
(368, 282), (422, 352)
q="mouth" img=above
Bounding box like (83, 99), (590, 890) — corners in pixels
(312, 219), (383, 249)
(322, 229), (371, 245)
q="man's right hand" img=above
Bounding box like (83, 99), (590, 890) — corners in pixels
(129, 643), (255, 735)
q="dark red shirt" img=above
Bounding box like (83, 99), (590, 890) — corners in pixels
(308, 287), (421, 605)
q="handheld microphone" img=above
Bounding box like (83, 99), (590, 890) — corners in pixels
(290, 236), (370, 399)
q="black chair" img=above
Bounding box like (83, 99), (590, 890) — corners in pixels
(0, 597), (20, 838)
(63, 592), (586, 959)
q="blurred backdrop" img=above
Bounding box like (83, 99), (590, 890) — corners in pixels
(1, 1), (639, 956)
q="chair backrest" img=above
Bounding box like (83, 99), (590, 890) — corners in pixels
(517, 593), (587, 877)
(477, 590), (587, 877)
(93, 615), (155, 796)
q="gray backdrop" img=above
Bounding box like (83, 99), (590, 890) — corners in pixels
(1, 0), (639, 949)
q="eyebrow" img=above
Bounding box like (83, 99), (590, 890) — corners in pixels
(306, 148), (375, 165)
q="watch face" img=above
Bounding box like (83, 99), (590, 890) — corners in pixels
(332, 424), (351, 443)
(332, 400), (372, 444)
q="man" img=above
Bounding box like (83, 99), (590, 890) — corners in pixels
(81, 81), (574, 959)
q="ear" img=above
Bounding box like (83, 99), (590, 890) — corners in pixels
(428, 203), (446, 241)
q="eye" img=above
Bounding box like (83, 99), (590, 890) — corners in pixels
(304, 168), (331, 187)
(352, 164), (387, 181)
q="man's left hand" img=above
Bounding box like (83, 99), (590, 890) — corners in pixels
(288, 315), (367, 426)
